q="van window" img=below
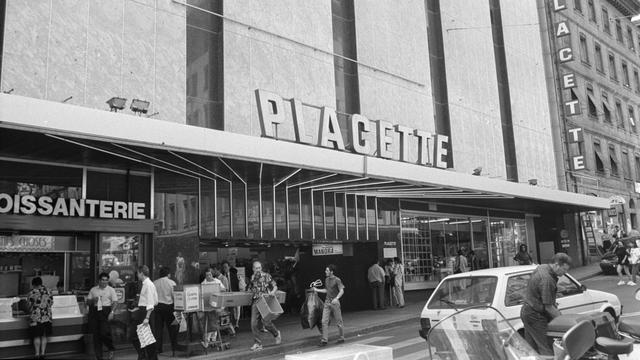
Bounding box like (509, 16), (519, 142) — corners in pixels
(505, 273), (531, 307)
(427, 276), (497, 309)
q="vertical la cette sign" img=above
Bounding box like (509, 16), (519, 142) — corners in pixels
(555, 0), (586, 171)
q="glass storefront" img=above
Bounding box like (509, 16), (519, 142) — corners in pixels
(401, 211), (528, 289)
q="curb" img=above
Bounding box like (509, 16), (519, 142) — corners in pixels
(214, 315), (418, 360)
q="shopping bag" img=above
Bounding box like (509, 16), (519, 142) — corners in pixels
(173, 311), (188, 333)
(136, 323), (156, 348)
(300, 289), (324, 329)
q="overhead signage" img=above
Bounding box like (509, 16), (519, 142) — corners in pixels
(312, 243), (343, 256)
(0, 235), (55, 252)
(255, 89), (450, 169)
(0, 194), (146, 219)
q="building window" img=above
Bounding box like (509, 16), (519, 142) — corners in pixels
(186, 0), (224, 130)
(623, 150), (632, 178)
(634, 69), (640, 91)
(610, 144), (619, 177)
(609, 54), (617, 81)
(602, 7), (610, 34)
(595, 43), (604, 72)
(635, 155), (640, 180)
(629, 26), (635, 51)
(622, 61), (630, 86)
(587, 85), (598, 118)
(588, 0), (596, 21)
(579, 34), (590, 64)
(603, 92), (612, 123)
(616, 19), (623, 43)
(594, 141), (605, 173)
(616, 101), (625, 129)
(629, 106), (637, 133)
(574, 0), (582, 12)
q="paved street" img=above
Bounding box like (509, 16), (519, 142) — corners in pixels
(581, 273), (640, 317)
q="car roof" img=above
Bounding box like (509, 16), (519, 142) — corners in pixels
(442, 265), (538, 279)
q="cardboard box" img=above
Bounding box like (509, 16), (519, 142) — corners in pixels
(275, 290), (286, 303)
(201, 282), (222, 311)
(174, 285), (200, 312)
(256, 295), (283, 322)
(209, 292), (253, 309)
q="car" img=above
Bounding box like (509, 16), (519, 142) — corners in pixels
(599, 252), (618, 275)
(418, 265), (622, 340)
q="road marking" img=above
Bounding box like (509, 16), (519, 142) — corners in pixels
(394, 351), (429, 360)
(621, 311), (640, 318)
(354, 336), (393, 345)
(389, 337), (425, 350)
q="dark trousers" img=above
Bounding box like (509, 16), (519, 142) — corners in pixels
(370, 281), (385, 309)
(152, 303), (178, 353)
(89, 306), (114, 359)
(521, 304), (553, 355)
(130, 307), (158, 360)
(251, 302), (278, 345)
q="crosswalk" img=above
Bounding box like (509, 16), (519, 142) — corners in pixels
(351, 335), (429, 360)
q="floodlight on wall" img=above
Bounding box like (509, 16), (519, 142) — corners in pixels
(130, 99), (150, 115)
(106, 97), (127, 112)
(472, 167), (482, 176)
(528, 179), (538, 186)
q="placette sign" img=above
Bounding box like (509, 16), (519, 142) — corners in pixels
(312, 244), (343, 256)
(0, 235), (55, 252)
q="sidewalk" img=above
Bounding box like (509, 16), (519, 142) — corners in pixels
(52, 263), (601, 360)
(51, 291), (428, 360)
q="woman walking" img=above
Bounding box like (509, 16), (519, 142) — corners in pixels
(28, 277), (53, 360)
(391, 257), (405, 308)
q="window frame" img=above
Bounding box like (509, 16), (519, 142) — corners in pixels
(595, 42), (604, 73)
(609, 53), (618, 81)
(602, 7), (611, 34)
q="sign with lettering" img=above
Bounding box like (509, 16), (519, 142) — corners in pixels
(0, 235), (54, 252)
(312, 243), (344, 256)
(0, 194), (146, 219)
(256, 89), (450, 169)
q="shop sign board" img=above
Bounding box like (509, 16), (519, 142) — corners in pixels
(0, 235), (54, 252)
(608, 208), (618, 217)
(312, 243), (343, 256)
(0, 193), (146, 219)
(256, 89), (450, 169)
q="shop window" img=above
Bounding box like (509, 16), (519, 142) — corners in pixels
(602, 7), (610, 34)
(0, 160), (82, 199)
(154, 170), (199, 235)
(622, 61), (630, 87)
(580, 34), (590, 64)
(489, 219), (527, 268)
(595, 43), (604, 73)
(588, 0), (596, 22)
(186, 0), (223, 130)
(609, 144), (620, 177)
(616, 101), (625, 129)
(609, 53), (618, 81)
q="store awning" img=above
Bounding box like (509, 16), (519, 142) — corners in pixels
(0, 94), (609, 214)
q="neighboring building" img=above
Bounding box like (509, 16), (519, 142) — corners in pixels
(540, 0), (640, 259)
(0, 0), (607, 356)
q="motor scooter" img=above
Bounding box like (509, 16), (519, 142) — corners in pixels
(424, 305), (639, 360)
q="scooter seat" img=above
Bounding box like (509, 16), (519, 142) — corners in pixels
(594, 336), (634, 355)
(619, 317), (640, 338)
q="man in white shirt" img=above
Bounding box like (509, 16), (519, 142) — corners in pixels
(152, 267), (177, 355)
(132, 265), (158, 360)
(88, 272), (118, 360)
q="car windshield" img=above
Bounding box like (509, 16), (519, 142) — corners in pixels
(427, 306), (543, 360)
(428, 276), (497, 309)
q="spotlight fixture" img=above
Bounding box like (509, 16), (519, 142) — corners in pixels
(528, 179), (538, 186)
(130, 99), (150, 115)
(106, 97), (127, 112)
(472, 167), (482, 176)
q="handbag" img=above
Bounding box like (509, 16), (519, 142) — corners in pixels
(136, 323), (156, 348)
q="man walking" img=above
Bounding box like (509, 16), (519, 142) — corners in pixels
(152, 267), (178, 355)
(313, 264), (345, 347)
(520, 253), (571, 355)
(87, 272), (118, 360)
(367, 260), (386, 310)
(131, 265), (158, 360)
(247, 261), (282, 352)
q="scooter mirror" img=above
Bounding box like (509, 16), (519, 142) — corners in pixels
(635, 288), (640, 301)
